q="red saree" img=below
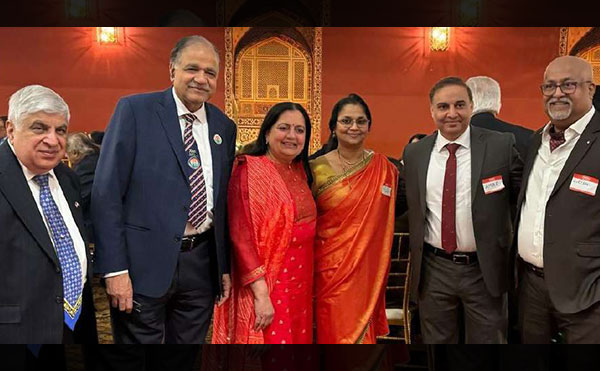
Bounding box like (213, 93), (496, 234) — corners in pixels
(311, 152), (398, 344)
(212, 155), (316, 344)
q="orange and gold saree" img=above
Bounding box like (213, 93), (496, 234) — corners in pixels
(310, 152), (398, 344)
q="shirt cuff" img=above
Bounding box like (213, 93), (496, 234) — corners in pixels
(104, 270), (129, 278)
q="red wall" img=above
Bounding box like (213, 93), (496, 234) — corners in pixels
(0, 27), (226, 133)
(322, 27), (560, 157)
(0, 27), (560, 158)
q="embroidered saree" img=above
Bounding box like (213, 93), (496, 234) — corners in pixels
(212, 155), (316, 344)
(310, 152), (398, 344)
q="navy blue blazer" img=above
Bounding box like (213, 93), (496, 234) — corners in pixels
(91, 88), (237, 298)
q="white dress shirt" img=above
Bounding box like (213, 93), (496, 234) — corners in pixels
(425, 126), (477, 252)
(172, 88), (215, 236)
(518, 106), (596, 268)
(7, 141), (87, 286)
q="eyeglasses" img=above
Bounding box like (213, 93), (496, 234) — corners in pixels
(540, 80), (593, 96)
(337, 117), (370, 127)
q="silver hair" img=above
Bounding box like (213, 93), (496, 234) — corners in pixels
(8, 85), (70, 128)
(169, 35), (220, 68)
(466, 76), (502, 115)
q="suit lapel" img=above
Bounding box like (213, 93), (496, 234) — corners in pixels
(417, 133), (436, 215)
(517, 130), (543, 208)
(156, 89), (189, 180)
(206, 103), (223, 202)
(470, 126), (487, 201)
(0, 145), (59, 267)
(549, 112), (600, 198)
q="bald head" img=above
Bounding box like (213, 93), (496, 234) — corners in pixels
(542, 56), (596, 130)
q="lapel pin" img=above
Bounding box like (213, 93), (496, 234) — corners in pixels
(213, 134), (222, 145)
(587, 140), (591, 145)
(74, 201), (80, 208)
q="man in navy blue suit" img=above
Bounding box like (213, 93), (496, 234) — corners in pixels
(91, 35), (236, 351)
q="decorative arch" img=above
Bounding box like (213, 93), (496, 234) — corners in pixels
(558, 27), (600, 85)
(224, 27), (322, 152)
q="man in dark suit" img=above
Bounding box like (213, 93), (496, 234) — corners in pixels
(516, 56), (600, 346)
(0, 85), (98, 347)
(466, 76), (534, 160)
(399, 77), (523, 344)
(92, 35), (235, 350)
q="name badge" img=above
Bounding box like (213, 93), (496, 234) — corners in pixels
(381, 184), (392, 197)
(569, 173), (598, 196)
(482, 175), (505, 195)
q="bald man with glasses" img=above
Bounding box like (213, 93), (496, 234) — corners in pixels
(515, 56), (600, 344)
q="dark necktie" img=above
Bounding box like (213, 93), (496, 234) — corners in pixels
(182, 113), (208, 229)
(33, 174), (82, 330)
(441, 143), (460, 254)
(549, 126), (566, 152)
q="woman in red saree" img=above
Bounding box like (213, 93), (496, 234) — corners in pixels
(310, 94), (398, 344)
(212, 102), (316, 344)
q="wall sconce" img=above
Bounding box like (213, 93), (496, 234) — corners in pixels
(97, 27), (119, 45)
(430, 27), (450, 51)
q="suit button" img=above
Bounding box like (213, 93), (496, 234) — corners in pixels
(55, 296), (62, 304)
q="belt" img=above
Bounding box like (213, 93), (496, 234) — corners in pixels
(424, 243), (478, 265)
(520, 257), (544, 278)
(180, 231), (211, 252)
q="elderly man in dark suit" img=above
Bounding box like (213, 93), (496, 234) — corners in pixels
(516, 56), (600, 346)
(399, 77), (523, 344)
(91, 34), (236, 369)
(466, 76), (534, 160)
(0, 85), (98, 347)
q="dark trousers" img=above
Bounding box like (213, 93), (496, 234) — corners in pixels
(418, 250), (506, 344)
(110, 239), (216, 344)
(85, 345), (200, 371)
(519, 267), (600, 344)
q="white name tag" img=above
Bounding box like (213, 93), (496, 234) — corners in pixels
(482, 175), (505, 195)
(569, 173), (598, 196)
(381, 184), (392, 197)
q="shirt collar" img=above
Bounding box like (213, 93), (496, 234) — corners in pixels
(542, 105), (595, 137)
(7, 139), (57, 182)
(172, 87), (207, 124)
(435, 125), (471, 153)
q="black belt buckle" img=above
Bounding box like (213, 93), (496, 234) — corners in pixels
(452, 253), (471, 265)
(180, 235), (197, 252)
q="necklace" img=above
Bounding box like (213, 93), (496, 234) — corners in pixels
(336, 149), (365, 189)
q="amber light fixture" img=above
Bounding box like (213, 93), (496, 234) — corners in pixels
(97, 27), (118, 45)
(430, 27), (450, 51)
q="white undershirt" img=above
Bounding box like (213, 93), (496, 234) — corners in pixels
(424, 126), (477, 252)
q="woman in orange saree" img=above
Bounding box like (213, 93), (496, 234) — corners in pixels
(310, 94), (398, 344)
(212, 102), (316, 345)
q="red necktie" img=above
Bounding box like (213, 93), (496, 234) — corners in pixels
(549, 126), (566, 152)
(441, 143), (460, 253)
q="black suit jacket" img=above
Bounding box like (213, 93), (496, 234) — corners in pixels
(0, 142), (96, 343)
(515, 111), (600, 314)
(73, 152), (99, 244)
(400, 126), (523, 299)
(470, 112), (534, 161)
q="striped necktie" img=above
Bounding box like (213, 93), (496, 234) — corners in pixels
(33, 174), (82, 330)
(182, 113), (208, 229)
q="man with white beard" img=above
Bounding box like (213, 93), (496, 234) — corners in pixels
(514, 56), (600, 344)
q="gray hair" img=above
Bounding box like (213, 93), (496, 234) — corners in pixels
(169, 35), (220, 68)
(466, 76), (502, 115)
(67, 132), (100, 165)
(8, 85), (70, 128)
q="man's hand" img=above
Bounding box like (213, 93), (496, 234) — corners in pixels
(217, 274), (231, 306)
(105, 273), (133, 313)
